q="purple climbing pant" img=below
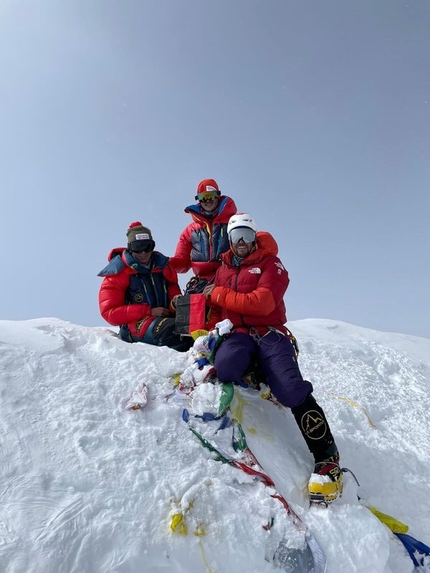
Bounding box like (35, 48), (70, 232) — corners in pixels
(214, 331), (312, 408)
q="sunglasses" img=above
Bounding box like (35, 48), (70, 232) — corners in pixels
(129, 239), (155, 253)
(228, 227), (256, 244)
(195, 191), (219, 203)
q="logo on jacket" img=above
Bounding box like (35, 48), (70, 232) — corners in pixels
(248, 267), (262, 274)
(275, 262), (285, 272)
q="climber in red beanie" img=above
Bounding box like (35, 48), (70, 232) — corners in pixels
(98, 222), (193, 351)
(170, 178), (237, 294)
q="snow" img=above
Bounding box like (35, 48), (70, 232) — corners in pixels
(1, 317), (429, 573)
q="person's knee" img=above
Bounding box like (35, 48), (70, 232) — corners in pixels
(215, 334), (255, 382)
(266, 377), (313, 408)
(215, 350), (249, 382)
(215, 359), (239, 382)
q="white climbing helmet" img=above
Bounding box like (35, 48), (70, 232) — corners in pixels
(227, 213), (258, 235)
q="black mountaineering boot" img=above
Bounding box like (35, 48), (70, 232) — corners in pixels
(291, 392), (342, 503)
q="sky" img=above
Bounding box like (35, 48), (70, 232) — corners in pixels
(1, 316), (430, 573)
(1, 0), (429, 338)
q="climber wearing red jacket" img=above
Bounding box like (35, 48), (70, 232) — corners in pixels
(98, 222), (192, 352)
(204, 213), (343, 504)
(170, 178), (237, 293)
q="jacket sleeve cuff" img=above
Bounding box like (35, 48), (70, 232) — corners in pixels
(211, 286), (227, 307)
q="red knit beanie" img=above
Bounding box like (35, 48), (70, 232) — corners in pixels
(196, 179), (220, 195)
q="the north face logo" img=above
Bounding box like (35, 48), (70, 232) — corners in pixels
(248, 268), (262, 274)
(205, 185), (217, 192)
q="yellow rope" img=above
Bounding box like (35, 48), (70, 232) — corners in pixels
(328, 393), (377, 428)
(170, 506), (214, 571)
(198, 539), (217, 573)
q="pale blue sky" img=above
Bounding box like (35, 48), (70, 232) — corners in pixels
(1, 0), (429, 337)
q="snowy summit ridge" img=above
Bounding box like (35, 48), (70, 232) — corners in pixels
(0, 317), (429, 573)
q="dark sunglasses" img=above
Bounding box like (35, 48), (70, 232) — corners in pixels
(129, 239), (155, 253)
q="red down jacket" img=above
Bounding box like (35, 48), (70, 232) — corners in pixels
(207, 232), (290, 335)
(98, 248), (181, 339)
(170, 195), (237, 281)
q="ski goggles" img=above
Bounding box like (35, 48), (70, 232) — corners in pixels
(228, 227), (256, 244)
(128, 239), (155, 253)
(195, 191), (219, 203)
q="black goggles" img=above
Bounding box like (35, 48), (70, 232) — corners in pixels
(228, 227), (256, 244)
(128, 239), (155, 253)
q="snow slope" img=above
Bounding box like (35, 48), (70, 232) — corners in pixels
(0, 317), (429, 573)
